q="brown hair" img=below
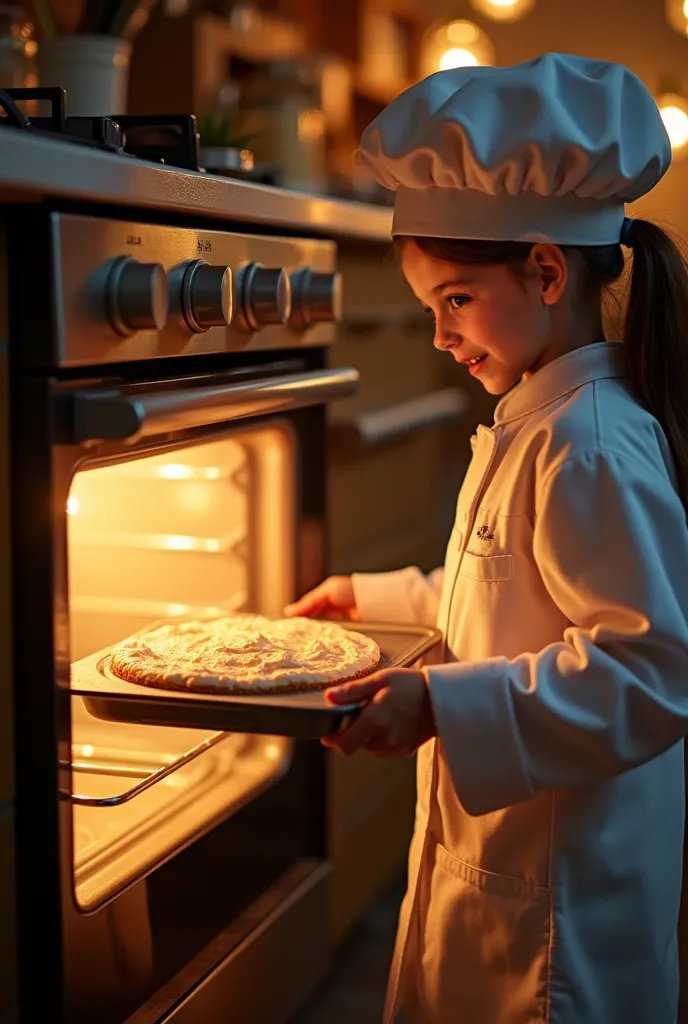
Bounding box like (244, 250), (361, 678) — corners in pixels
(405, 228), (688, 505)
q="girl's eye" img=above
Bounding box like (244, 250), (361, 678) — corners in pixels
(448, 294), (471, 310)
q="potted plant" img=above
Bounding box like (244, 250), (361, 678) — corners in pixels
(197, 109), (258, 174)
(31, 0), (158, 115)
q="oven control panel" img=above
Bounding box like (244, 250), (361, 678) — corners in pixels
(50, 213), (343, 367)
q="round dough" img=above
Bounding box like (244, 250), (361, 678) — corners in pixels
(109, 615), (381, 695)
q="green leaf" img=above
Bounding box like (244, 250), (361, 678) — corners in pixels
(198, 109), (258, 148)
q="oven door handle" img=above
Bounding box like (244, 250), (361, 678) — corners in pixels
(60, 366), (360, 444)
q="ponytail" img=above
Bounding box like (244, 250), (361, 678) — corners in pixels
(624, 220), (688, 506)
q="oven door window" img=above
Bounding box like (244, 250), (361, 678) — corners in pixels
(66, 424), (296, 913)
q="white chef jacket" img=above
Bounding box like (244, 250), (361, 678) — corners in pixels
(352, 342), (688, 1024)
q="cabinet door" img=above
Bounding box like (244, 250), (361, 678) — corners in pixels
(328, 751), (415, 942)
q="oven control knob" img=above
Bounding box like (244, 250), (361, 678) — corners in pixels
(181, 260), (234, 332)
(289, 268), (343, 328)
(239, 263), (292, 329)
(107, 257), (169, 336)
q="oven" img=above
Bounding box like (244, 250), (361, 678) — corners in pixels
(7, 208), (358, 1023)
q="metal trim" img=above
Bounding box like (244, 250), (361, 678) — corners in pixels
(60, 731), (228, 808)
(59, 366), (359, 444)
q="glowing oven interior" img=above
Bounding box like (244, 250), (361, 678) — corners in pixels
(66, 425), (296, 911)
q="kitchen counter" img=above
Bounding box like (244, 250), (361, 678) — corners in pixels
(0, 126), (393, 243)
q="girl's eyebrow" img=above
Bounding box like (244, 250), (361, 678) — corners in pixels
(431, 278), (476, 294)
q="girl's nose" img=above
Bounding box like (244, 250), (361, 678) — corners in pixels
(433, 328), (457, 351)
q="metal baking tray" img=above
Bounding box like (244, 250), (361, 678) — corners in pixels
(70, 621), (442, 739)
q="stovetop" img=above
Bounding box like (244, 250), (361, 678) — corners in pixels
(0, 86), (202, 172)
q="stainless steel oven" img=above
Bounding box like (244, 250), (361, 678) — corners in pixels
(8, 209), (358, 1023)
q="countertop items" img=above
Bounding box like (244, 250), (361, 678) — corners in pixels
(0, 123), (393, 242)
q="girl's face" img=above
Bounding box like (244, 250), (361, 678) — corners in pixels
(401, 239), (569, 395)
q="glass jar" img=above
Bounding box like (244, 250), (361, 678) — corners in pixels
(0, 5), (37, 90)
(247, 60), (327, 194)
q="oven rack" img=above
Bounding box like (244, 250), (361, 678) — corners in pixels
(59, 729), (231, 807)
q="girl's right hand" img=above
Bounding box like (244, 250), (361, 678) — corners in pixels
(284, 575), (360, 620)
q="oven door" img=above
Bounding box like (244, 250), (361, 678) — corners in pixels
(11, 361), (358, 1024)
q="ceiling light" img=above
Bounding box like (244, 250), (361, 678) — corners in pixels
(469, 0), (536, 22)
(420, 20), (495, 79)
(657, 93), (688, 159)
(665, 0), (688, 35)
(439, 48), (480, 71)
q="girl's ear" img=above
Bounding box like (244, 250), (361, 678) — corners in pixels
(529, 244), (568, 305)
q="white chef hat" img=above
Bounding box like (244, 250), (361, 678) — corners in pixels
(356, 52), (671, 246)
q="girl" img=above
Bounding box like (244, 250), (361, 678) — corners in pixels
(286, 54), (688, 1023)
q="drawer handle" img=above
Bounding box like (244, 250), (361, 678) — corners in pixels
(330, 386), (469, 451)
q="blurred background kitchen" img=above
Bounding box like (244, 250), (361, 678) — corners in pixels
(2, 0), (688, 1021)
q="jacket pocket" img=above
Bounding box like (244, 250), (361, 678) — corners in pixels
(459, 550), (514, 582)
(412, 838), (550, 1024)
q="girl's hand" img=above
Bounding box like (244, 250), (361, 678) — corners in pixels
(322, 669), (436, 757)
(284, 576), (360, 621)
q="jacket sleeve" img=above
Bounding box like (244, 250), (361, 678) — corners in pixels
(426, 449), (688, 816)
(352, 567), (444, 626)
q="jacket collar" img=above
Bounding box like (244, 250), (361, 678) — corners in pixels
(493, 341), (627, 425)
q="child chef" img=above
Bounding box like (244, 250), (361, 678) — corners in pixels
(287, 53), (688, 1024)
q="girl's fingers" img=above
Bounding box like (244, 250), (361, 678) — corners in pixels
(284, 591), (356, 620)
(326, 672), (388, 705)
(318, 608), (351, 621)
(284, 592), (328, 617)
(322, 709), (380, 755)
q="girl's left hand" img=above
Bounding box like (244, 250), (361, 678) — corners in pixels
(322, 669), (436, 757)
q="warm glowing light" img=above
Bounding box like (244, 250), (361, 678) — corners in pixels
(469, 0), (535, 21)
(658, 93), (688, 157)
(666, 0), (688, 34)
(80, 744), (95, 758)
(73, 531), (226, 552)
(68, 596), (229, 618)
(163, 534), (221, 552)
(662, 105), (688, 147)
(157, 464), (222, 480)
(265, 744), (282, 761)
(439, 48), (479, 71)
(178, 484), (214, 515)
(158, 464), (193, 479)
(421, 19), (494, 78)
(445, 21), (478, 45)
(66, 496), (80, 515)
(298, 108), (325, 145)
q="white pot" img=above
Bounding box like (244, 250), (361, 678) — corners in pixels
(37, 35), (131, 116)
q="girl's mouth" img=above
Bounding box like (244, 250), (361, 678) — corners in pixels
(466, 354), (487, 374)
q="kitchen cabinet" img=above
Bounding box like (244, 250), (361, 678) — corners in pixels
(128, 9), (306, 116)
(328, 751), (415, 942)
(128, 0), (431, 193)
